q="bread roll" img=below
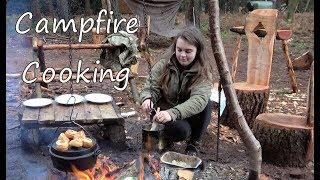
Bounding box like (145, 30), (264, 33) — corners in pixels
(82, 137), (93, 148)
(69, 138), (83, 148)
(65, 129), (78, 139)
(56, 139), (69, 151)
(58, 133), (69, 142)
(74, 130), (86, 139)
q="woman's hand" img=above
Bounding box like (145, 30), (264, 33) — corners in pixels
(153, 111), (172, 123)
(141, 99), (153, 115)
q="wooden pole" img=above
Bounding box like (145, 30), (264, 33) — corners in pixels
(207, 0), (261, 178)
(281, 40), (298, 93)
(231, 35), (241, 82)
(306, 62), (314, 126)
(36, 39), (48, 89)
(32, 37), (41, 97)
(25, 72), (134, 83)
(147, 16), (151, 37)
(33, 43), (118, 50)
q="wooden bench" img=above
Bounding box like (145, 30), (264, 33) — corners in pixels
(20, 99), (126, 148)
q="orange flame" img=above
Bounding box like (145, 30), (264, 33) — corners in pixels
(138, 153), (145, 180)
(71, 155), (116, 180)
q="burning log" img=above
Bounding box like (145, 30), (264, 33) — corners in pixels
(105, 160), (136, 178)
(71, 154), (118, 179)
(138, 153), (145, 180)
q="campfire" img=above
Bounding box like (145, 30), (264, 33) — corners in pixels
(71, 154), (118, 180)
(68, 153), (161, 180)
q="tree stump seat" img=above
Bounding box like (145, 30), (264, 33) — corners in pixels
(221, 82), (270, 128)
(253, 113), (313, 167)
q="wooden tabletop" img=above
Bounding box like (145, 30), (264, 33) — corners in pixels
(21, 101), (122, 126)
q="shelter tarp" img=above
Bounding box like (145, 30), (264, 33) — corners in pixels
(124, 0), (183, 37)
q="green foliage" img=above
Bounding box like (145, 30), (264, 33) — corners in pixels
(220, 30), (229, 40)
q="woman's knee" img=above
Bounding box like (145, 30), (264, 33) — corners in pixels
(163, 121), (191, 142)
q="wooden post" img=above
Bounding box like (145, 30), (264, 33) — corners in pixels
(306, 62), (314, 126)
(231, 35), (241, 82)
(36, 39), (48, 89)
(92, 28), (107, 44)
(281, 39), (298, 93)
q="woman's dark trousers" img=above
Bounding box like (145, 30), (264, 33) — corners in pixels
(163, 100), (213, 143)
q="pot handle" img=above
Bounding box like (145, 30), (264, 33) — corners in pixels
(94, 149), (101, 156)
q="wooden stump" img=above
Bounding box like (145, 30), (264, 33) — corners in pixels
(221, 82), (269, 129)
(92, 28), (106, 44)
(253, 113), (313, 167)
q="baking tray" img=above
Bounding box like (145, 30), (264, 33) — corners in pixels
(160, 151), (202, 169)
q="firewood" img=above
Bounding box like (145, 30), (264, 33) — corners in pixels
(177, 169), (194, 180)
(292, 51), (314, 70)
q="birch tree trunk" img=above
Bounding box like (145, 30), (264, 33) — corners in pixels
(84, 0), (93, 16)
(207, 0), (262, 179)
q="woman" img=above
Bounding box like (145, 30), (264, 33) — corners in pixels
(140, 26), (213, 154)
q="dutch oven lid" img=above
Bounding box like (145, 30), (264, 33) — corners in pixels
(50, 136), (98, 157)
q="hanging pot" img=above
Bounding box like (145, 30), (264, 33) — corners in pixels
(49, 122), (101, 172)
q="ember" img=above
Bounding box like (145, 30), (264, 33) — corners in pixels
(138, 153), (161, 180)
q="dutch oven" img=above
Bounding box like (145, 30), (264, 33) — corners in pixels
(49, 124), (101, 172)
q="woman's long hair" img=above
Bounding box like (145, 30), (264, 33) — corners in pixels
(158, 26), (213, 93)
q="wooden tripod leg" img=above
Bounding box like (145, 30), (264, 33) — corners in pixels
(282, 40), (298, 93)
(231, 35), (242, 82)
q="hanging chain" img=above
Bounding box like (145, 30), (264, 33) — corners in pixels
(142, 0), (147, 27)
(68, 27), (74, 94)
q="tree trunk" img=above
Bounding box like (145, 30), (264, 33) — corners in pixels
(110, 0), (124, 30)
(207, 0), (262, 179)
(286, 0), (300, 26)
(221, 83), (270, 129)
(185, 0), (201, 28)
(101, 0), (107, 9)
(31, 0), (41, 22)
(47, 0), (55, 17)
(84, 0), (93, 16)
(253, 113), (313, 167)
(57, 0), (70, 21)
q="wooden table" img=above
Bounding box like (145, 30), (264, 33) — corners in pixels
(20, 101), (126, 147)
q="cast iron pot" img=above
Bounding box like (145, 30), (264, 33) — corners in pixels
(49, 122), (101, 172)
(49, 135), (101, 172)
